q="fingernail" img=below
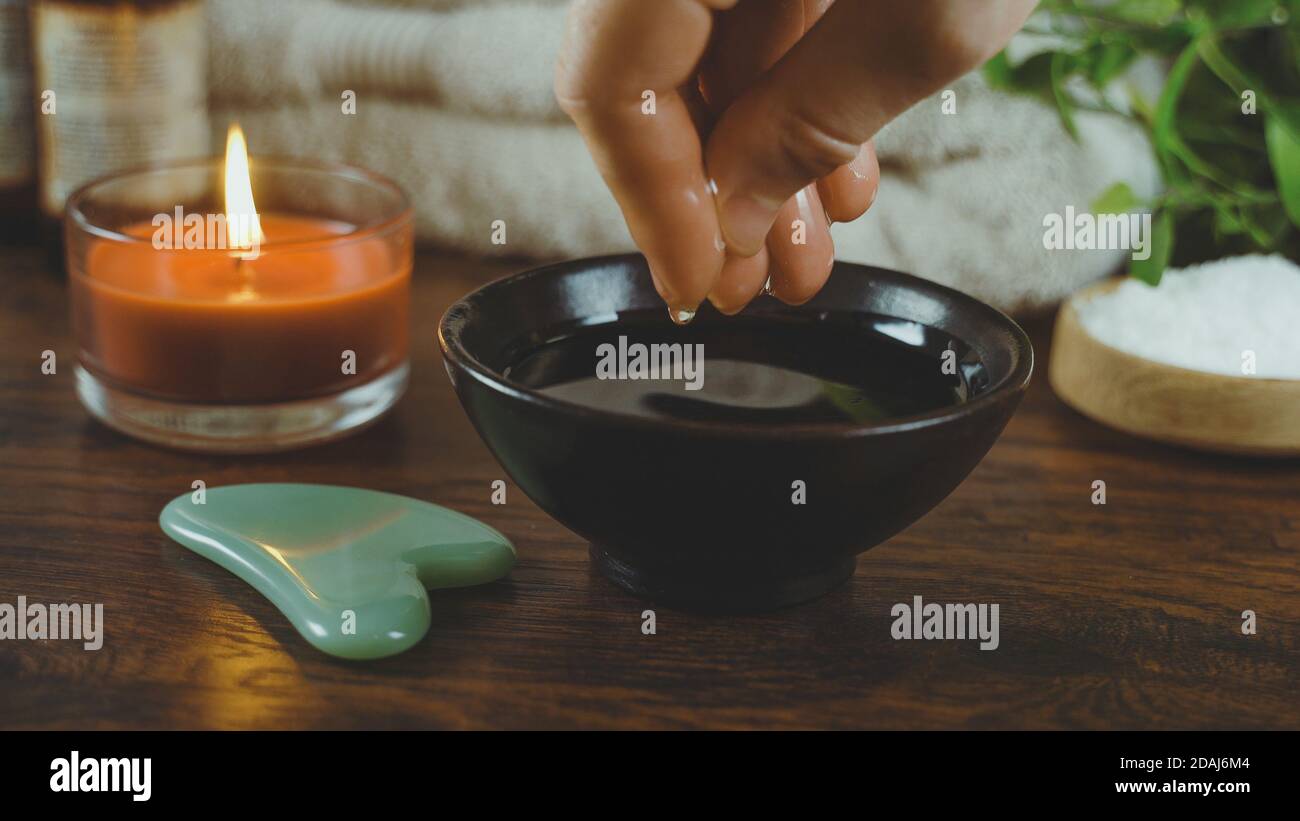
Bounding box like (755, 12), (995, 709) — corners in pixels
(707, 293), (741, 316)
(717, 193), (773, 258)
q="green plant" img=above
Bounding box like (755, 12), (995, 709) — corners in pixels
(985, 0), (1300, 283)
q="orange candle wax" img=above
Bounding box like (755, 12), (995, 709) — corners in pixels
(70, 214), (410, 403)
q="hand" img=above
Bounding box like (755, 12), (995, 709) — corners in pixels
(556, 0), (1036, 318)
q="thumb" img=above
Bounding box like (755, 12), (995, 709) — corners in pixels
(705, 0), (1036, 257)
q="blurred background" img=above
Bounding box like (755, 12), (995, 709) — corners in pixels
(1, 0), (1296, 312)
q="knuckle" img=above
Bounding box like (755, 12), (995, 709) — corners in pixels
(778, 112), (862, 181)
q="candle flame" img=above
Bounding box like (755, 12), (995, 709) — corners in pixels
(224, 124), (265, 259)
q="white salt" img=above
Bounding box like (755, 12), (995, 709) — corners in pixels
(1074, 254), (1300, 379)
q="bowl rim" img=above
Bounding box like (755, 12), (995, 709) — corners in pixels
(439, 254), (1034, 439)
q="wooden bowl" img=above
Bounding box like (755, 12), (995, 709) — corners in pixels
(1050, 279), (1300, 457)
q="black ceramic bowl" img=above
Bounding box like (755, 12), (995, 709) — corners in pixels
(440, 255), (1032, 612)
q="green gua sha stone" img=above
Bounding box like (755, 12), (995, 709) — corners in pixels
(159, 484), (515, 660)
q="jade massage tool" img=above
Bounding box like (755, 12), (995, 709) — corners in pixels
(160, 484), (514, 659)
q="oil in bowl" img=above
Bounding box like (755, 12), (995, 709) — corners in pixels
(505, 309), (979, 427)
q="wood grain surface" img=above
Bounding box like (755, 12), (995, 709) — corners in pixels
(1, 246), (1297, 730)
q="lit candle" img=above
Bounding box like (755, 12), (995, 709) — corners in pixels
(68, 125), (413, 451)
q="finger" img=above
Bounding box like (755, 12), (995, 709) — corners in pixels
(706, 0), (1036, 256)
(703, 0), (832, 313)
(766, 184), (834, 305)
(817, 140), (879, 223)
(555, 0), (739, 316)
(699, 0), (819, 110)
(707, 248), (771, 315)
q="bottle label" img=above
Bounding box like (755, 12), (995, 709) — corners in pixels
(32, 0), (210, 216)
(0, 0), (35, 188)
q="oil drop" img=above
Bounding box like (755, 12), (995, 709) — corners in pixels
(669, 305), (697, 325)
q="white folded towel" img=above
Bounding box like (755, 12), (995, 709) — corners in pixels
(208, 0), (1161, 311)
(209, 0), (566, 120)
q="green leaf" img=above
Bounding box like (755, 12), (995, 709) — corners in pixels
(991, 2), (1296, 266)
(1265, 114), (1300, 227)
(1149, 38), (1206, 185)
(1270, 103), (1300, 148)
(1288, 13), (1300, 75)
(1198, 37), (1300, 139)
(1126, 22), (1203, 55)
(1127, 81), (1156, 125)
(1110, 0), (1183, 25)
(1244, 201), (1296, 246)
(983, 51), (1014, 89)
(1088, 41), (1138, 87)
(1179, 119), (1266, 150)
(1130, 210), (1175, 285)
(1212, 203), (1246, 237)
(982, 50), (1087, 140)
(1194, 0), (1284, 28)
(1154, 39), (1203, 150)
(1196, 35), (1256, 92)
(1092, 182), (1139, 214)
(1050, 51), (1080, 139)
(1007, 51), (1057, 94)
(1167, 132), (1265, 192)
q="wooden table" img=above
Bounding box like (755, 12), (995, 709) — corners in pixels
(2, 246), (1297, 730)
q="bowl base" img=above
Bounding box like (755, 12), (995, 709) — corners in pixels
(590, 544), (856, 614)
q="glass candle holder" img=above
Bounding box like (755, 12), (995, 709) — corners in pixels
(67, 158), (413, 452)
